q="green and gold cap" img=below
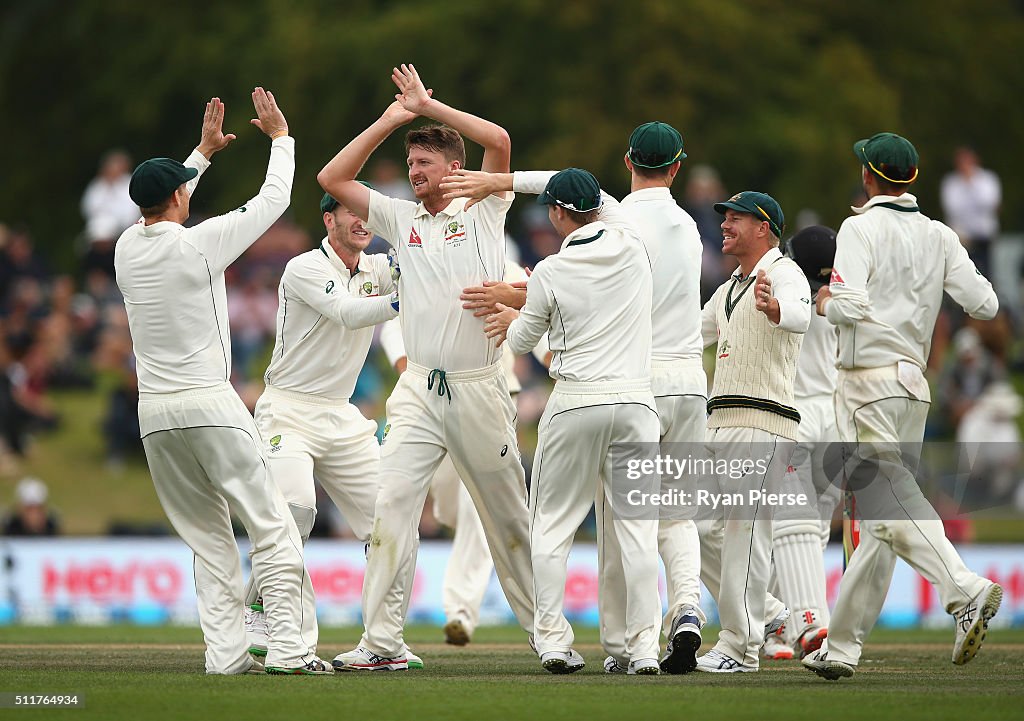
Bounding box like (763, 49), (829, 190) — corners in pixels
(853, 132), (919, 184)
(537, 168), (603, 212)
(713, 191), (785, 239)
(129, 158), (198, 207)
(627, 121), (686, 168)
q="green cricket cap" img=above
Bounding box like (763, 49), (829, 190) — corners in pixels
(627, 121), (686, 168)
(713, 191), (785, 239)
(129, 158), (198, 208)
(853, 132), (919, 184)
(320, 181), (374, 213)
(537, 168), (603, 212)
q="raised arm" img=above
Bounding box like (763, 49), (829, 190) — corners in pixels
(187, 88), (294, 273)
(317, 100), (423, 222)
(392, 64), (510, 173)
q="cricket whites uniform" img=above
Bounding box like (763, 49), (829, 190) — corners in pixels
(115, 137), (314, 673)
(699, 247), (811, 669)
(243, 240), (400, 654)
(358, 189), (535, 657)
(377, 260), (549, 640)
(818, 193), (999, 668)
(619, 187), (707, 645)
(770, 309), (840, 649)
(510, 173), (662, 664)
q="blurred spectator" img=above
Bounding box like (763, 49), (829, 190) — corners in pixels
(941, 146), (1001, 277)
(80, 149), (139, 239)
(92, 306), (142, 468)
(957, 382), (1023, 505)
(0, 227), (49, 305)
(368, 158), (415, 201)
(681, 165), (733, 302)
(937, 327), (1005, 432)
(2, 477), (60, 536)
(226, 267), (278, 382)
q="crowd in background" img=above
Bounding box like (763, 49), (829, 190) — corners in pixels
(1, 148), (1022, 537)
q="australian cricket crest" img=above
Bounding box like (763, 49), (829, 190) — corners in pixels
(444, 219), (466, 246)
(269, 434), (283, 453)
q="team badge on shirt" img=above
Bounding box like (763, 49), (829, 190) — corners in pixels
(444, 220), (466, 246)
(409, 227), (423, 247)
(718, 339), (731, 360)
(269, 435), (283, 453)
(362, 281), (374, 295)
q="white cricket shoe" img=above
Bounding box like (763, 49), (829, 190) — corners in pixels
(761, 630), (795, 660)
(244, 606), (268, 658)
(603, 656), (627, 674)
(952, 582), (1003, 665)
(660, 606), (703, 674)
(763, 607), (791, 641)
(627, 658), (660, 675)
(802, 648), (855, 680)
(797, 626), (828, 659)
(540, 649), (585, 674)
(405, 646), (424, 670)
(695, 649), (757, 673)
(265, 655), (334, 675)
(332, 646), (409, 671)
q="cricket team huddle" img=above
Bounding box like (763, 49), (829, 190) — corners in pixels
(113, 65), (1003, 678)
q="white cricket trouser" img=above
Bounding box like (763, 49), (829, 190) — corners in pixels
(139, 383), (310, 673)
(250, 386), (411, 655)
(533, 381), (661, 662)
(360, 362), (534, 657)
(431, 454), (493, 636)
(652, 385), (707, 637)
(824, 365), (988, 666)
(771, 393), (840, 642)
(705, 425), (794, 668)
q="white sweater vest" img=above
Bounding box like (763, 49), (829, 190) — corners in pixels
(708, 258), (804, 440)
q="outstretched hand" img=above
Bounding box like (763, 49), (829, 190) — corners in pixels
(484, 303), (519, 347)
(381, 89), (433, 127)
(392, 63), (434, 115)
(196, 98), (236, 160)
(440, 169), (503, 210)
(250, 87), (288, 139)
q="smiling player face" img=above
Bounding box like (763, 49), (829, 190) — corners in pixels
(407, 146), (459, 203)
(325, 205), (372, 257)
(720, 210), (765, 258)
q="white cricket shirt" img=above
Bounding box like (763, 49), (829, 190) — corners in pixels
(621, 187), (703, 363)
(115, 137), (295, 394)
(377, 259), (549, 394)
(825, 193), (998, 370)
(506, 173), (652, 384)
(262, 241), (397, 400)
(365, 189), (511, 371)
(794, 310), (838, 399)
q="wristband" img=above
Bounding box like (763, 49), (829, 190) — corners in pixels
(271, 130), (288, 140)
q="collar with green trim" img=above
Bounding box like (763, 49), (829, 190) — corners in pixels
(561, 221), (608, 250)
(852, 192), (919, 215)
(320, 239), (368, 277)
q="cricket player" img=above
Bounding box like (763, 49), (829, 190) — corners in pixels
(115, 90), (331, 675)
(447, 167), (664, 675)
(379, 260), (550, 647)
(609, 122), (706, 675)
(241, 191), (424, 670)
(804, 133), (1002, 680)
(695, 191), (812, 673)
(763, 225), (842, 661)
(317, 64), (539, 667)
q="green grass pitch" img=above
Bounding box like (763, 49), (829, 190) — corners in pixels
(1, 625), (1021, 720)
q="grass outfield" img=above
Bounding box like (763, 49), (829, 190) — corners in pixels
(0, 626), (1021, 720)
